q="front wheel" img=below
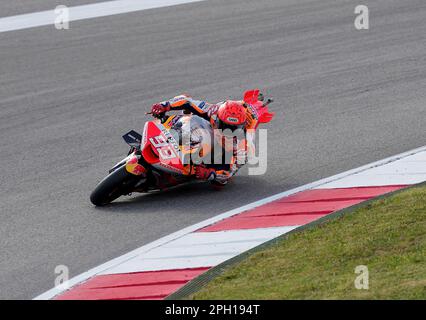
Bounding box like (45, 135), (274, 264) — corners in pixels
(90, 166), (139, 206)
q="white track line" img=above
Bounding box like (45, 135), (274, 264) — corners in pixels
(0, 0), (205, 33)
(34, 145), (426, 300)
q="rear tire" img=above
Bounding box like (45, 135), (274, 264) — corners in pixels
(90, 166), (138, 206)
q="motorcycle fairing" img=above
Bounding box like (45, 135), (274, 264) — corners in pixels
(109, 153), (134, 174)
(142, 121), (185, 174)
(108, 152), (147, 176)
(125, 154), (147, 176)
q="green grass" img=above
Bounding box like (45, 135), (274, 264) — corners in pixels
(191, 185), (426, 300)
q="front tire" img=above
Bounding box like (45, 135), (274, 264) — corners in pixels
(90, 166), (138, 206)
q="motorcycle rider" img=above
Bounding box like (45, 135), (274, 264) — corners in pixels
(150, 92), (260, 186)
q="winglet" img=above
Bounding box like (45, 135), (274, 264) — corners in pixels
(243, 89), (260, 105)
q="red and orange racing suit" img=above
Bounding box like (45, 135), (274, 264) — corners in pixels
(158, 94), (258, 184)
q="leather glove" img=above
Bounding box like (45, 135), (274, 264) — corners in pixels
(151, 103), (170, 116)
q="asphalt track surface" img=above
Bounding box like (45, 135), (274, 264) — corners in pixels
(0, 0), (425, 299)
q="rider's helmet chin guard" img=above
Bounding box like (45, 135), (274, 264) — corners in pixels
(215, 101), (247, 137)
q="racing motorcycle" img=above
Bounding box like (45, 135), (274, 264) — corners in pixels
(89, 90), (274, 206)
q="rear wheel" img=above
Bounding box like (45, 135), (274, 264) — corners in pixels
(90, 166), (139, 206)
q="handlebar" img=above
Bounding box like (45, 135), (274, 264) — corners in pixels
(263, 98), (274, 106)
(146, 111), (169, 123)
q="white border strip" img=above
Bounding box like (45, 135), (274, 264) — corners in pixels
(0, 0), (205, 33)
(34, 145), (426, 300)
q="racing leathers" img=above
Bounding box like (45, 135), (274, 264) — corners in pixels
(151, 94), (258, 185)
